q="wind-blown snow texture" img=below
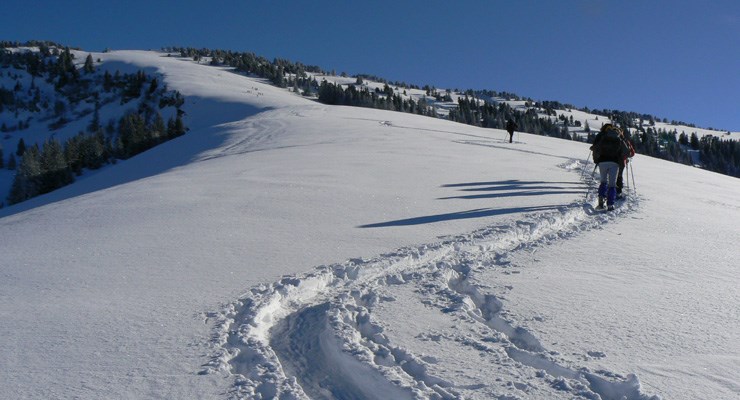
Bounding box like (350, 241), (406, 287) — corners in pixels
(1, 51), (738, 400)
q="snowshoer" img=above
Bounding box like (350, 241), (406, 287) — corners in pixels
(591, 124), (630, 211)
(506, 119), (517, 143)
(616, 129), (636, 198)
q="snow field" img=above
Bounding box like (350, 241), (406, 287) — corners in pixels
(2, 50), (738, 400)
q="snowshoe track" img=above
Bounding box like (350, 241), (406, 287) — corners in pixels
(204, 160), (659, 399)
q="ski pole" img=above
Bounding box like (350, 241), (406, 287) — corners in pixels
(629, 159), (637, 193)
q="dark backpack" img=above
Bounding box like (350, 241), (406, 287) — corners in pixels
(593, 129), (622, 162)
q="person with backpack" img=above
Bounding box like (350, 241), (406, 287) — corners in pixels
(616, 129), (636, 198)
(590, 124), (630, 211)
(506, 119), (517, 143)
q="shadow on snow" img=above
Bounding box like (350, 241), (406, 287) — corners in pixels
(358, 180), (585, 228)
(439, 179), (585, 200)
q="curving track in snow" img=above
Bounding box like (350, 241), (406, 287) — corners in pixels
(204, 161), (660, 400)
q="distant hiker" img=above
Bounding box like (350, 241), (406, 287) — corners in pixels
(591, 124), (630, 211)
(616, 129), (636, 198)
(506, 119), (517, 143)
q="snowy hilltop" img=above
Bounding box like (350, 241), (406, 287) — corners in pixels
(0, 49), (738, 400)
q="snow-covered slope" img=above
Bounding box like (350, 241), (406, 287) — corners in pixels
(1, 51), (738, 400)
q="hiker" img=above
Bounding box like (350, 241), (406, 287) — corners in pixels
(506, 119), (517, 143)
(616, 129), (636, 198)
(591, 124), (630, 211)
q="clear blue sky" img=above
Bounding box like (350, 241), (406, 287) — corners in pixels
(2, 0), (738, 131)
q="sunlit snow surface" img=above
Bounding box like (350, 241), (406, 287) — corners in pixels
(1, 51), (738, 400)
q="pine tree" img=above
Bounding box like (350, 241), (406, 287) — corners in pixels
(690, 132), (700, 150)
(65, 134), (82, 175)
(148, 77), (159, 97)
(103, 70), (113, 92)
(88, 98), (101, 133)
(118, 113), (147, 157)
(678, 132), (689, 146)
(39, 138), (73, 194)
(83, 53), (95, 74)
(55, 47), (78, 88)
(152, 112), (165, 142)
(166, 117), (176, 140)
(16, 138), (26, 156)
(272, 66), (286, 87)
(79, 134), (105, 170)
(8, 146), (41, 204)
(173, 114), (186, 137)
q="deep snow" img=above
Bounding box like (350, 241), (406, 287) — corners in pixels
(1, 51), (738, 400)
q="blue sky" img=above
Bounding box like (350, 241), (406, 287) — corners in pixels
(2, 0), (738, 131)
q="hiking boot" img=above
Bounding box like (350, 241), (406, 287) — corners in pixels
(607, 205), (615, 211)
(597, 196), (605, 209)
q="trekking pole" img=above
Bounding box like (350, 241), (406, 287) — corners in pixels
(579, 150), (592, 181)
(624, 164), (630, 192)
(629, 159), (637, 193)
(584, 164), (598, 201)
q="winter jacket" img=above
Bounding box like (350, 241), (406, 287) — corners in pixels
(591, 129), (630, 164)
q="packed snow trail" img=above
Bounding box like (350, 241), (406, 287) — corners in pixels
(204, 161), (660, 399)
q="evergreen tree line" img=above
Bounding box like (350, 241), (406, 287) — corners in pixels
(314, 82), (740, 177)
(167, 45), (738, 179)
(6, 110), (186, 205)
(167, 47), (324, 95)
(166, 47), (438, 99)
(315, 84), (569, 139)
(690, 134), (740, 177)
(1, 43), (185, 131)
(1, 42), (188, 206)
(1, 44), (82, 93)
(0, 42), (187, 127)
(604, 111), (739, 177)
(317, 81), (438, 117)
(449, 96), (569, 139)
